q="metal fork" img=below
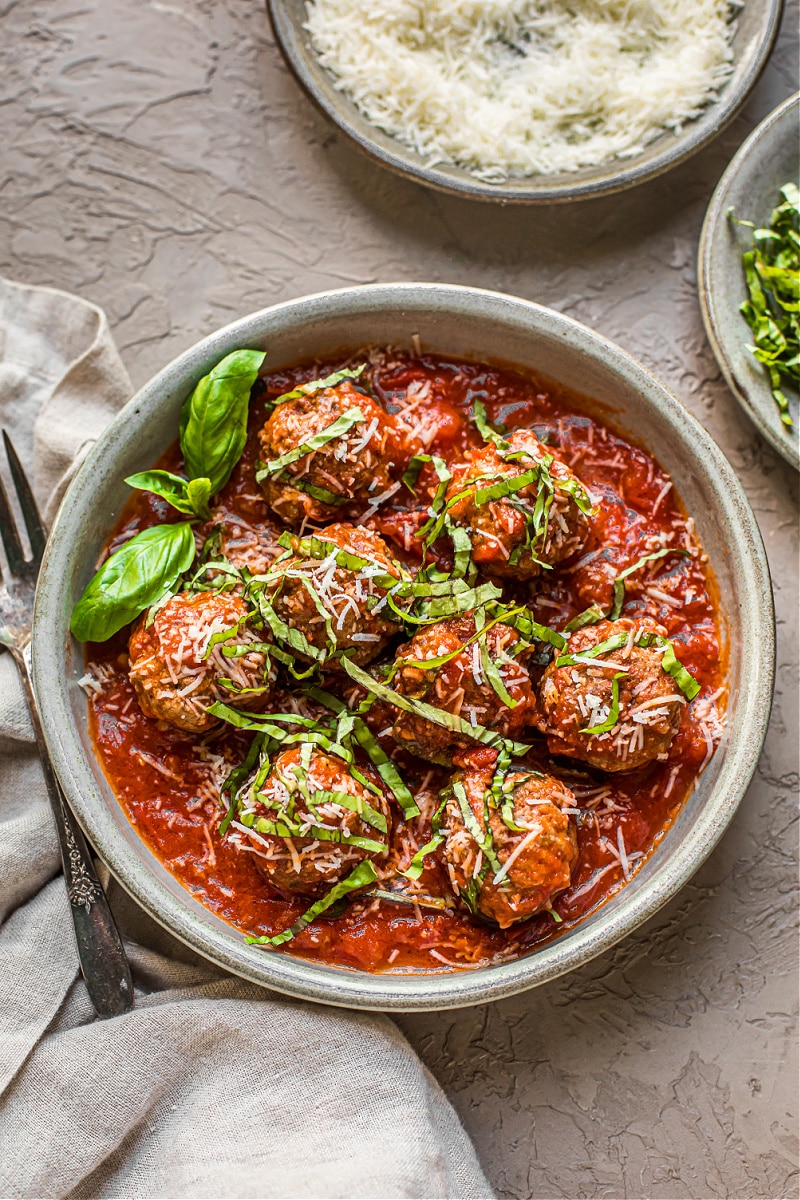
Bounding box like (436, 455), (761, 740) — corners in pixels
(0, 431), (133, 1018)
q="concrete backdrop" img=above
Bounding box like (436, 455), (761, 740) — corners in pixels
(1, 1), (797, 1196)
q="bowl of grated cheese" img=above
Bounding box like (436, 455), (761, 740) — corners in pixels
(267, 0), (783, 202)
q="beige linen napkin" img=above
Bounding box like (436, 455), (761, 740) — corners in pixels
(0, 277), (492, 1200)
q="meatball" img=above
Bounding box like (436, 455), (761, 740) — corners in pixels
(537, 617), (685, 772)
(391, 614), (537, 766)
(198, 510), (283, 584)
(445, 430), (593, 579)
(257, 379), (399, 527)
(216, 513), (283, 577)
(269, 523), (405, 668)
(238, 746), (391, 896)
(129, 590), (273, 733)
(441, 763), (578, 927)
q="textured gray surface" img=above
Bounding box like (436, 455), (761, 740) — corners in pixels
(1, 1), (797, 1197)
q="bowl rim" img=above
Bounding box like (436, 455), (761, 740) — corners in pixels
(698, 91), (800, 472)
(32, 282), (775, 1010)
(266, 0), (784, 204)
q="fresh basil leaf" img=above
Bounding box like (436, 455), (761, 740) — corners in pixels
(70, 522), (196, 642)
(125, 469), (213, 519)
(179, 348), (266, 493)
(124, 470), (197, 515)
(186, 477), (212, 519)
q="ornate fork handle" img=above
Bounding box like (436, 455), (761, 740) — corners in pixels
(14, 646), (134, 1017)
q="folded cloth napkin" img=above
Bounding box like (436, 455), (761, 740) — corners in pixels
(0, 277), (492, 1200)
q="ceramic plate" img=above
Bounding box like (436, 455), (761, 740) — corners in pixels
(267, 0), (783, 203)
(699, 92), (800, 471)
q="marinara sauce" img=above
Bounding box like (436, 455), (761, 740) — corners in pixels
(84, 352), (726, 973)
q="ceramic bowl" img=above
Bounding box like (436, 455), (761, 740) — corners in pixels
(699, 92), (800, 472)
(267, 0), (783, 203)
(33, 284), (774, 1011)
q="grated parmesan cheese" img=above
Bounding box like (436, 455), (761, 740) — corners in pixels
(305, 0), (736, 180)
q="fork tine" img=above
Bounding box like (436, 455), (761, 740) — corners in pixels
(2, 431), (47, 567)
(0, 470), (25, 575)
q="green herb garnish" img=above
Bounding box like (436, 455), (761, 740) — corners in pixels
(70, 521), (196, 642)
(580, 672), (627, 734)
(729, 183), (799, 430)
(246, 860), (378, 947)
(256, 407), (366, 479)
(271, 364), (365, 407)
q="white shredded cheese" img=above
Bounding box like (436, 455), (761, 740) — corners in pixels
(305, 0), (736, 180)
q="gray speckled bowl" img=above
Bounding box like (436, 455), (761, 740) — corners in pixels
(33, 284), (774, 1011)
(267, 0), (783, 203)
(699, 92), (800, 472)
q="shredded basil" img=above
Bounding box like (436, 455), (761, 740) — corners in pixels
(271, 364), (366, 407)
(581, 671), (627, 734)
(452, 780), (504, 877)
(659, 639), (701, 701)
(246, 860), (378, 947)
(401, 833), (445, 881)
(609, 548), (688, 620)
(563, 603), (606, 634)
(341, 656), (531, 757)
(728, 183), (799, 430)
(256, 406), (366, 479)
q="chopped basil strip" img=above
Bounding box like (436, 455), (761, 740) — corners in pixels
(351, 720), (420, 819)
(286, 477), (348, 506)
(556, 631), (629, 667)
(580, 672), (627, 734)
(609, 547), (687, 621)
(473, 468), (540, 507)
(729, 183), (799, 430)
(341, 656), (530, 756)
(401, 833), (445, 881)
(245, 813), (386, 854)
(246, 860), (378, 947)
(452, 780), (504, 877)
(556, 629), (700, 700)
(308, 788), (388, 834)
(256, 406), (366, 479)
(659, 639), (701, 701)
(272, 364), (366, 407)
(472, 398), (509, 451)
(563, 604), (606, 634)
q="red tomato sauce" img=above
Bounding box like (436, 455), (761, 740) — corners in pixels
(84, 351), (726, 973)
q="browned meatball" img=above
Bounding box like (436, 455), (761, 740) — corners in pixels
(197, 510), (284, 585)
(237, 746), (391, 896)
(445, 430), (593, 579)
(269, 523), (406, 668)
(391, 614), (537, 766)
(537, 617), (685, 772)
(128, 591), (273, 733)
(257, 380), (399, 527)
(441, 763), (578, 927)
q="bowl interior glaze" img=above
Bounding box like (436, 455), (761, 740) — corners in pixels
(33, 284), (774, 1010)
(267, 0), (783, 203)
